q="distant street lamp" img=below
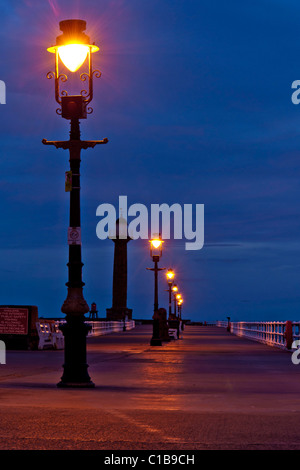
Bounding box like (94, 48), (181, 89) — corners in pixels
(173, 292), (182, 339)
(177, 296), (182, 316)
(177, 298), (184, 331)
(147, 235), (165, 346)
(176, 294), (182, 318)
(43, 19), (108, 387)
(172, 284), (178, 317)
(166, 269), (174, 319)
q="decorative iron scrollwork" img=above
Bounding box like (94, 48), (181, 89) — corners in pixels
(92, 70), (101, 79)
(47, 46), (101, 111)
(59, 74), (67, 83)
(80, 72), (89, 82)
(80, 89), (89, 98)
(46, 71), (55, 80)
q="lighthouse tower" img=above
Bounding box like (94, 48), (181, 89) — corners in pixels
(106, 216), (133, 321)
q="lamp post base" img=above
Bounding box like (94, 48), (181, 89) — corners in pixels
(58, 313), (94, 388)
(57, 380), (95, 388)
(150, 317), (163, 346)
(150, 338), (162, 346)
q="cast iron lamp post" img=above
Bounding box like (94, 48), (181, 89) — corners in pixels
(172, 284), (178, 317)
(171, 291), (181, 338)
(176, 294), (182, 317)
(178, 297), (184, 330)
(176, 293), (182, 305)
(147, 235), (165, 346)
(178, 298), (183, 319)
(43, 19), (108, 387)
(166, 269), (174, 319)
(176, 294), (182, 323)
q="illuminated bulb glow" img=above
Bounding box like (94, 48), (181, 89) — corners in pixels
(166, 270), (174, 280)
(58, 44), (89, 72)
(150, 239), (162, 249)
(172, 286), (178, 292)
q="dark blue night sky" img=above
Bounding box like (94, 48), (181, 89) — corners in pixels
(1, 0), (300, 322)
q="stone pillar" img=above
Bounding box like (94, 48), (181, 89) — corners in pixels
(106, 217), (133, 321)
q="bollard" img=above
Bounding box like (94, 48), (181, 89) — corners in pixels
(158, 308), (170, 341)
(168, 318), (180, 340)
(285, 321), (293, 350)
(150, 310), (163, 346)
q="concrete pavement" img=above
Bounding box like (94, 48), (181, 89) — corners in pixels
(1, 325), (300, 449)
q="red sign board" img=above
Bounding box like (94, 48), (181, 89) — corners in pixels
(0, 308), (28, 335)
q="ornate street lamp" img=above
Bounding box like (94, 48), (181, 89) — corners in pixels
(46, 19), (101, 114)
(174, 293), (182, 338)
(177, 297), (183, 319)
(176, 294), (182, 317)
(43, 19), (108, 388)
(172, 284), (178, 317)
(147, 235), (165, 346)
(166, 269), (174, 319)
(178, 298), (184, 330)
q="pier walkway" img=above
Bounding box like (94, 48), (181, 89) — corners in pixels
(1, 325), (300, 450)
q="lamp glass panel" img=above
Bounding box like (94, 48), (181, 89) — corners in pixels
(58, 44), (89, 72)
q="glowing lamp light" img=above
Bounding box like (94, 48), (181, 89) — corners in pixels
(47, 19), (99, 72)
(57, 44), (89, 72)
(149, 234), (164, 259)
(151, 239), (163, 249)
(166, 269), (174, 282)
(172, 284), (178, 292)
(176, 294), (182, 300)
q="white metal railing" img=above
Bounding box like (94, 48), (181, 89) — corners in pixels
(57, 320), (135, 337)
(86, 320), (135, 337)
(216, 320), (300, 350)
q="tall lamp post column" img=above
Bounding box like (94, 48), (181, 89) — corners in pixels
(43, 20), (108, 387)
(147, 236), (165, 346)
